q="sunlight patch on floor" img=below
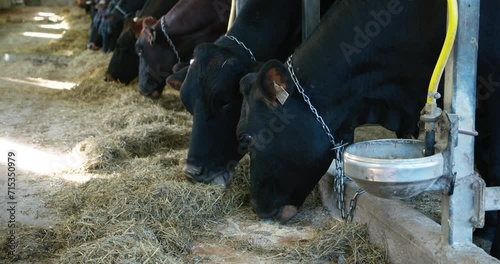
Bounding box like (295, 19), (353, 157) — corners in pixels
(0, 138), (87, 181)
(22, 31), (63, 39)
(0, 77), (75, 90)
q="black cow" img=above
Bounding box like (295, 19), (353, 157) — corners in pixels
(98, 0), (147, 53)
(104, 0), (179, 83)
(169, 0), (316, 185)
(88, 1), (114, 51)
(135, 0), (231, 98)
(237, 0), (446, 223)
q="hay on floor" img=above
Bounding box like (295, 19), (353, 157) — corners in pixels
(0, 5), (389, 264)
(59, 221), (181, 264)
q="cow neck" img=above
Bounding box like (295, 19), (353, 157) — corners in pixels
(222, 0), (301, 60)
(112, 0), (143, 18)
(286, 55), (346, 150)
(215, 36), (256, 69)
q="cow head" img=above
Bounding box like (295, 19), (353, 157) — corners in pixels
(99, 12), (123, 53)
(176, 43), (251, 185)
(99, 0), (147, 53)
(87, 3), (106, 50)
(104, 18), (142, 84)
(237, 60), (335, 223)
(135, 17), (178, 99)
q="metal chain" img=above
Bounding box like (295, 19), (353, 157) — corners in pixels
(114, 4), (127, 17)
(225, 35), (256, 62)
(286, 55), (363, 222)
(334, 149), (346, 219)
(347, 189), (366, 222)
(286, 56), (339, 149)
(161, 16), (181, 64)
(113, 0), (132, 18)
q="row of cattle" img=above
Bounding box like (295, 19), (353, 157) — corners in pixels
(78, 0), (500, 259)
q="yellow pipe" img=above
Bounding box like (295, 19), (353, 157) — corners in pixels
(426, 0), (458, 105)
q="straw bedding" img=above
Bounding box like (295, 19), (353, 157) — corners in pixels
(0, 6), (389, 264)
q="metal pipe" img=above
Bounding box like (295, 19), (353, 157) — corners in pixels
(227, 0), (236, 31)
(302, 0), (320, 40)
(441, 0), (480, 246)
(424, 130), (436, 156)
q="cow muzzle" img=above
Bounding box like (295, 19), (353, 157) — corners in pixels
(87, 42), (101, 51)
(139, 89), (162, 99)
(251, 201), (298, 224)
(183, 163), (233, 186)
(104, 73), (116, 82)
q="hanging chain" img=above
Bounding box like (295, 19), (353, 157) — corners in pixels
(334, 148), (346, 219)
(161, 16), (181, 64)
(224, 35), (256, 62)
(286, 55), (363, 222)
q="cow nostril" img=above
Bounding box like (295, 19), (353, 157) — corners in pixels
(239, 134), (253, 150)
(278, 205), (298, 224)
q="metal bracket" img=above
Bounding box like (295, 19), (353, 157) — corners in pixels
(470, 174), (486, 228)
(426, 111), (458, 195)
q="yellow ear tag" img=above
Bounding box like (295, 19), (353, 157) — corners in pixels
(273, 81), (289, 105)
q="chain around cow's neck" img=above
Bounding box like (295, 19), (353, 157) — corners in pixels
(161, 16), (181, 64)
(224, 35), (256, 62)
(113, 0), (131, 18)
(285, 55), (364, 222)
(285, 55), (341, 150)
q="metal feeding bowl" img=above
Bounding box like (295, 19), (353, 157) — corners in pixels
(343, 139), (444, 199)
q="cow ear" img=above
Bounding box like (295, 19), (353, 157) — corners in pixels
(142, 16), (157, 29)
(257, 59), (293, 107)
(166, 66), (188, 91)
(140, 17), (158, 45)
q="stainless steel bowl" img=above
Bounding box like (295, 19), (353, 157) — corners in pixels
(343, 139), (444, 199)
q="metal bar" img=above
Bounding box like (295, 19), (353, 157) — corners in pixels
(441, 0), (480, 245)
(302, 0), (320, 40)
(227, 0), (237, 31)
(485, 186), (500, 211)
